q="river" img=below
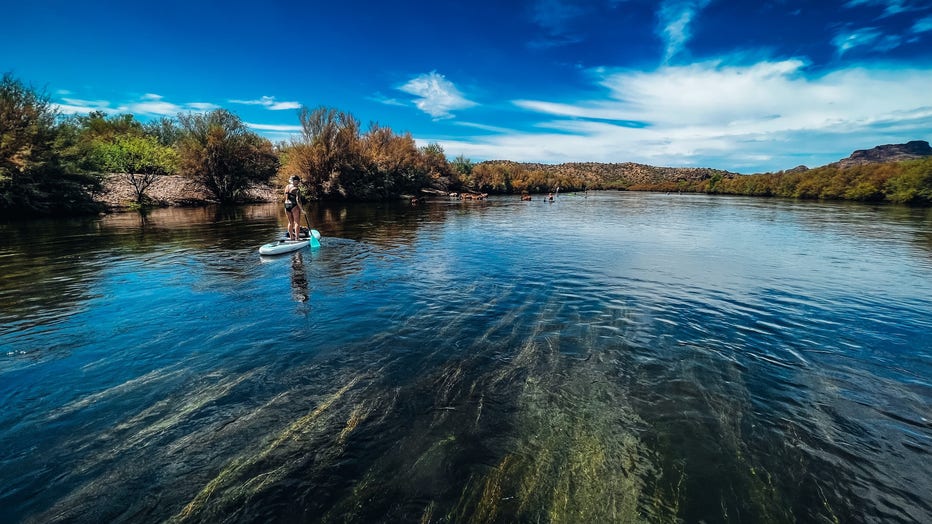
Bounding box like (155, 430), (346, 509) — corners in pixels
(1, 192), (930, 523)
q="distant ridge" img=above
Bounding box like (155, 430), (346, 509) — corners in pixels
(467, 140), (931, 194)
(474, 160), (738, 189)
(833, 140), (932, 169)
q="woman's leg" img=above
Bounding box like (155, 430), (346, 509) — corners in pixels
(286, 208), (296, 240)
(289, 208), (301, 240)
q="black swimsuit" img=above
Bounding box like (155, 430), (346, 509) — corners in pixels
(284, 188), (299, 211)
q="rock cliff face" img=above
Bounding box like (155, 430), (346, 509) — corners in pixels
(834, 140), (932, 168)
(96, 174), (278, 209)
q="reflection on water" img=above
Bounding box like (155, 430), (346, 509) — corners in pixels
(290, 251), (309, 303)
(1, 193), (931, 523)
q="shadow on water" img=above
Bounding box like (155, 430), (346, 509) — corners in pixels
(1, 193), (931, 523)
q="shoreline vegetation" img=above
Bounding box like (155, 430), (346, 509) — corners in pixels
(3, 72), (931, 218)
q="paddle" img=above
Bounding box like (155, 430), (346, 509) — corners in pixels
(304, 212), (321, 241)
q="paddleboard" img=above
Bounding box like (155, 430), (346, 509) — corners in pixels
(258, 230), (321, 255)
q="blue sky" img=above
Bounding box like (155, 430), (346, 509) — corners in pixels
(3, 0), (931, 173)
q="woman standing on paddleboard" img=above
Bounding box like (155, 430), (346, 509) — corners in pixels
(284, 176), (304, 241)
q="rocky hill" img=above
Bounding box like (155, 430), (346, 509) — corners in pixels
(477, 160), (738, 188)
(834, 140), (932, 168)
(538, 161), (734, 185)
(481, 141), (932, 187)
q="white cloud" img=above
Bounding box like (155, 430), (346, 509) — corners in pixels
(55, 98), (118, 115)
(127, 94), (183, 116)
(53, 93), (218, 117)
(229, 97), (269, 105)
(186, 102), (221, 111)
(229, 95), (301, 110)
(127, 95), (218, 116)
(398, 71), (477, 119)
(246, 122), (303, 132)
(431, 60), (932, 173)
(270, 101), (301, 110)
(657, 0), (711, 63)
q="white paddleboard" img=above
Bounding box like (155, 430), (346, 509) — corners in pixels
(258, 230), (321, 255)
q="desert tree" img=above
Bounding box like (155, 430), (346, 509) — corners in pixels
(95, 134), (179, 205)
(143, 116), (182, 147)
(0, 72), (101, 216)
(177, 109), (278, 203)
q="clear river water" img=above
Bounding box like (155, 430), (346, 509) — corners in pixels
(1, 191), (930, 523)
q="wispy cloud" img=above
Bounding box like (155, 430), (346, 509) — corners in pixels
(454, 121), (518, 134)
(229, 95), (301, 110)
(243, 123), (306, 143)
(128, 94), (219, 116)
(186, 102), (221, 111)
(56, 98), (117, 115)
(432, 60), (932, 172)
(832, 3), (932, 56)
(246, 123), (303, 132)
(912, 15), (932, 33)
(845, 0), (914, 16)
(832, 27), (903, 55)
(367, 92), (407, 107)
(398, 71), (477, 119)
(53, 93), (218, 116)
(129, 93), (183, 115)
(657, 0), (711, 64)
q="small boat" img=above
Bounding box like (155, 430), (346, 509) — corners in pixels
(258, 230), (321, 255)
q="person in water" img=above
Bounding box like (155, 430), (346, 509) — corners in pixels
(284, 176), (304, 241)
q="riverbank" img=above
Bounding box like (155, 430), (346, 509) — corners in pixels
(95, 174), (279, 210)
